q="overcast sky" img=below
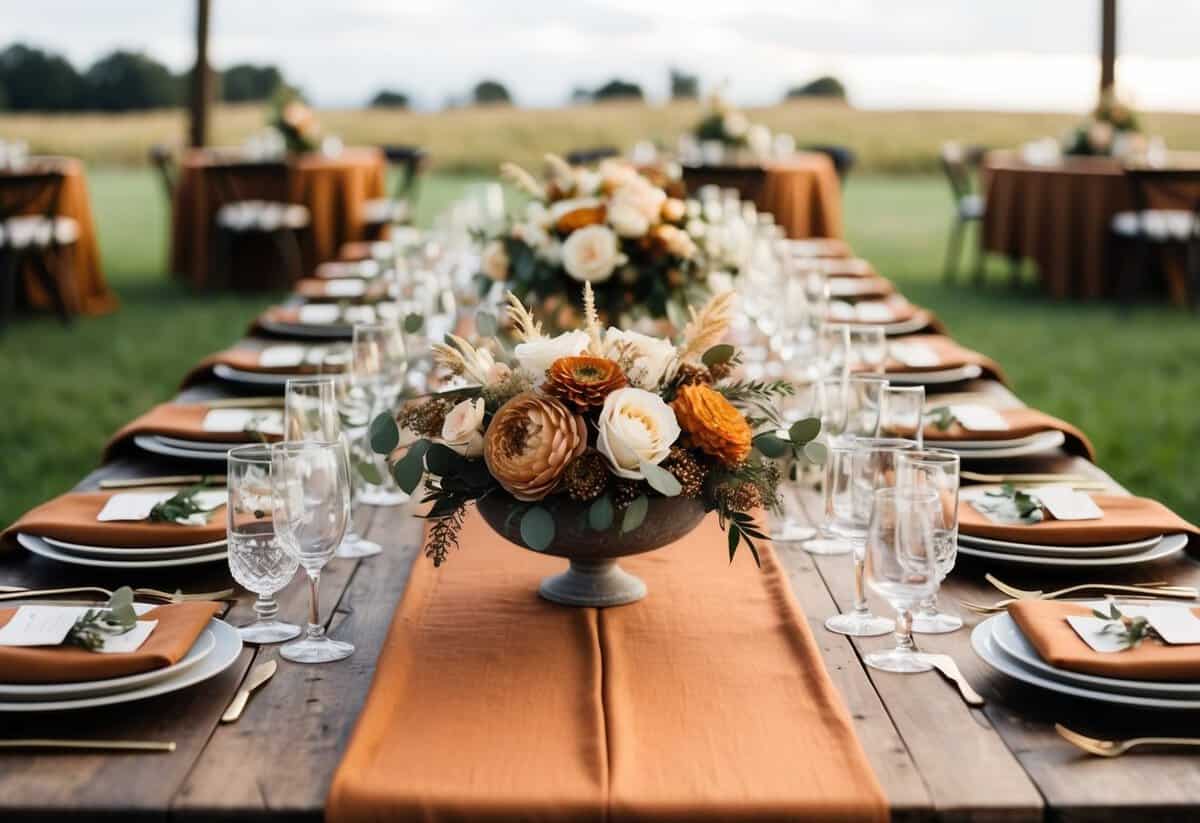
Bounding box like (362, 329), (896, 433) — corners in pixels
(5, 0), (1198, 111)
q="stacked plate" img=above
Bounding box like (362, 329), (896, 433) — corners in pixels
(15, 531), (229, 570)
(972, 604), (1200, 709)
(0, 607), (242, 712)
(928, 429), (1066, 460)
(133, 434), (246, 464)
(886, 364), (983, 386)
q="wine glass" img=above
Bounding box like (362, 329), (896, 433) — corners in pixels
(900, 449), (963, 634)
(880, 384), (926, 446)
(824, 436), (916, 637)
(271, 440), (354, 663)
(226, 445), (300, 644)
(821, 374), (887, 445)
(817, 322), (851, 379)
(863, 487), (941, 673)
(352, 322), (409, 507)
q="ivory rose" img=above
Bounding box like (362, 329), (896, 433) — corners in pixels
(604, 328), (677, 389)
(481, 240), (509, 281)
(595, 387), (681, 480)
(514, 330), (591, 375)
(562, 225), (622, 283)
(611, 177), (667, 223)
(661, 197), (686, 223)
(440, 398), (486, 457)
(608, 200), (650, 238)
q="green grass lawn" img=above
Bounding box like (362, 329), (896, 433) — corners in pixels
(2, 169), (1198, 527)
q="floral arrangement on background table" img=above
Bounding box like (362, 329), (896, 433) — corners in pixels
(1062, 92), (1144, 158)
(369, 285), (821, 604)
(692, 94), (775, 158)
(268, 89), (321, 154)
(479, 155), (713, 326)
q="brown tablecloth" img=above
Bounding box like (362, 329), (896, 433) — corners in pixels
(683, 153), (843, 239)
(3, 157), (116, 316)
(328, 510), (886, 822)
(169, 147), (386, 288)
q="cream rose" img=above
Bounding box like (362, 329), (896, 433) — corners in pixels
(440, 398), (485, 457)
(595, 387), (680, 480)
(608, 200), (650, 238)
(481, 240), (509, 281)
(514, 330), (591, 375)
(604, 328), (678, 389)
(562, 224), (622, 283)
(661, 197), (686, 223)
(598, 158), (638, 190)
(611, 177), (667, 223)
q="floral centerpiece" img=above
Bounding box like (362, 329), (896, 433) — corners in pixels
(479, 155), (712, 326)
(1063, 92), (1144, 158)
(269, 89), (320, 154)
(368, 285), (822, 606)
(692, 94), (775, 158)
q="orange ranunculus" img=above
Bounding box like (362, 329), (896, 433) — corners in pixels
(671, 383), (752, 466)
(555, 205), (607, 233)
(544, 355), (627, 412)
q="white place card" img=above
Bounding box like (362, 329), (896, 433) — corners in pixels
(257, 345), (305, 369)
(343, 305), (377, 325)
(324, 279), (366, 298)
(1141, 606), (1200, 645)
(0, 605), (158, 652)
(854, 302), (894, 323)
(1034, 485), (1104, 521)
(96, 620), (158, 653)
(948, 404), (1009, 431)
(829, 279), (872, 298)
(202, 408), (284, 437)
(298, 304), (340, 324)
(827, 301), (855, 320)
(1066, 615), (1130, 653)
(889, 342), (941, 368)
(97, 490), (227, 522)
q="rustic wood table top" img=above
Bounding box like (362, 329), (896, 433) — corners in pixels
(2, 373), (1198, 822)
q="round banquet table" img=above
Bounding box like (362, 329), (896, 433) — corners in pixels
(1, 157), (116, 316)
(682, 152), (843, 239)
(170, 147), (387, 288)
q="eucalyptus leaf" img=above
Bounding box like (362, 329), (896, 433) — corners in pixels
(424, 442), (465, 477)
(520, 506), (555, 551)
(640, 461), (682, 497)
(357, 460), (384, 486)
(621, 495), (649, 533)
(803, 440), (828, 465)
(702, 343), (736, 367)
(392, 455), (423, 494)
(403, 313), (424, 334)
(588, 495), (614, 531)
(752, 432), (789, 458)
(368, 412), (400, 454)
(475, 311), (498, 337)
(788, 417), (821, 444)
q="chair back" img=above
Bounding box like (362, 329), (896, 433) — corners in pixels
(148, 144), (177, 201)
(940, 142), (986, 203)
(1124, 167), (1200, 219)
(381, 145), (427, 203)
(680, 164), (767, 204)
(0, 166), (66, 226)
(204, 156), (292, 208)
(565, 146), (621, 167)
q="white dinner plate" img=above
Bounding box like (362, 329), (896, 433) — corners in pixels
(0, 628), (216, 701)
(212, 362), (295, 388)
(0, 618), (242, 712)
(932, 431), (1052, 451)
(133, 435), (231, 463)
(156, 435), (248, 453)
(972, 616), (1200, 710)
(957, 532), (1187, 568)
(258, 317), (353, 340)
(989, 608), (1200, 699)
(885, 364), (983, 385)
(957, 531), (1163, 558)
(42, 535), (228, 559)
(932, 430), (1066, 460)
(17, 533), (228, 569)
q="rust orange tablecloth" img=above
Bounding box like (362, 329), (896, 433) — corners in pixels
(3, 157), (116, 316)
(170, 147), (386, 288)
(327, 512), (886, 822)
(683, 153), (843, 240)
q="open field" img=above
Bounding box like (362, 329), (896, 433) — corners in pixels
(2, 101), (1199, 174)
(2, 168), (1198, 529)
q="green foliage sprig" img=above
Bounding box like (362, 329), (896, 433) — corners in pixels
(1092, 602), (1159, 650)
(65, 587), (138, 651)
(148, 484), (219, 525)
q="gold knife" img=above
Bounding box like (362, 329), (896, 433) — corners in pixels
(221, 660), (277, 724)
(916, 653), (985, 707)
(0, 739), (175, 752)
(205, 396), (284, 409)
(100, 474), (226, 490)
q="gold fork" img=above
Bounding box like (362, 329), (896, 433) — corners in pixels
(986, 574), (1196, 601)
(1056, 724), (1200, 757)
(0, 586), (235, 603)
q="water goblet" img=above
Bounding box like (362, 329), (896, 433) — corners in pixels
(900, 449), (963, 634)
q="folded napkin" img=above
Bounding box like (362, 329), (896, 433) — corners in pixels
(294, 277), (384, 302)
(316, 258), (382, 278)
(828, 295), (923, 325)
(103, 402), (280, 459)
(960, 493), (1199, 548)
(827, 274), (895, 300)
(878, 334), (1008, 384)
(923, 407), (1095, 460)
(3, 490), (227, 549)
(1009, 600), (1200, 681)
(181, 345), (321, 387)
(0, 601), (221, 684)
(254, 303), (380, 332)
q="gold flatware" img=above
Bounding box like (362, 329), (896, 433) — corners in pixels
(221, 660), (277, 724)
(0, 738), (175, 752)
(1055, 724), (1200, 757)
(100, 474), (226, 490)
(962, 470), (1097, 484)
(205, 396), (284, 409)
(986, 574), (1195, 602)
(0, 586), (235, 604)
(916, 653), (985, 707)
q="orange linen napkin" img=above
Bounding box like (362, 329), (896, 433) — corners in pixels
(3, 491), (227, 550)
(180, 346), (320, 387)
(959, 494), (1199, 548)
(327, 512), (887, 823)
(923, 407), (1095, 460)
(293, 278), (386, 302)
(878, 334), (1008, 384)
(0, 601), (221, 684)
(1009, 600), (1200, 681)
(102, 402), (276, 459)
(338, 241), (373, 261)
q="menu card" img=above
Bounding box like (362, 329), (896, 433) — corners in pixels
(202, 408), (284, 436)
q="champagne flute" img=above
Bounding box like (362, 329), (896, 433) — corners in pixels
(272, 440), (354, 663)
(226, 445), (300, 644)
(352, 322), (409, 506)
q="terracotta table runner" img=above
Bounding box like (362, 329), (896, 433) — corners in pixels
(328, 511), (886, 822)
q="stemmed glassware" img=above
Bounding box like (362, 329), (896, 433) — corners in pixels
(862, 486), (942, 672)
(272, 440), (354, 664)
(900, 449), (963, 634)
(352, 322), (409, 506)
(226, 444), (300, 644)
(879, 384), (926, 446)
(824, 436), (916, 637)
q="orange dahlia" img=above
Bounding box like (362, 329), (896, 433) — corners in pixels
(483, 392), (587, 501)
(543, 356), (627, 412)
(671, 383), (752, 467)
(554, 205), (607, 233)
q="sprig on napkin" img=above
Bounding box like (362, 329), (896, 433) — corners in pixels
(65, 587), (137, 651)
(148, 484), (220, 525)
(1092, 602), (1159, 650)
(973, 483), (1044, 525)
(926, 406), (958, 431)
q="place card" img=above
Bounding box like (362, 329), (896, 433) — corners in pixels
(1066, 615), (1131, 653)
(0, 605), (158, 652)
(889, 342), (941, 368)
(854, 302), (894, 323)
(298, 304), (341, 325)
(343, 305), (377, 325)
(98, 490), (227, 522)
(1141, 606), (1200, 645)
(324, 279), (366, 298)
(1034, 485), (1104, 521)
(203, 408), (284, 436)
(827, 301), (855, 321)
(829, 279), (872, 298)
(258, 345), (306, 369)
(948, 404), (1009, 431)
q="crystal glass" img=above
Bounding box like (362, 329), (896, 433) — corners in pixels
(848, 326), (888, 374)
(824, 436), (916, 637)
(352, 322), (409, 506)
(821, 375), (887, 444)
(880, 384), (926, 447)
(863, 487), (941, 672)
(272, 440), (354, 663)
(900, 449), (963, 634)
(818, 322), (851, 379)
(226, 445), (300, 644)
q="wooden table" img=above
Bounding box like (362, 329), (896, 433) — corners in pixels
(2, 374), (1199, 821)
